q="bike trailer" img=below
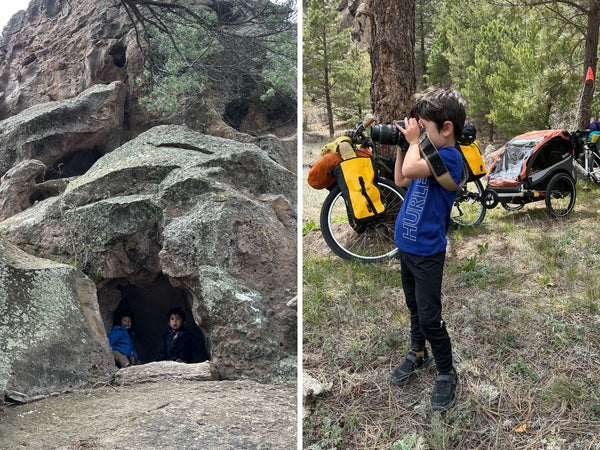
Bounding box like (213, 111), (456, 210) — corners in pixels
(487, 129), (574, 191)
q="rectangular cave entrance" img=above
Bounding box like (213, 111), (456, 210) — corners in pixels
(98, 274), (209, 364)
(45, 147), (104, 180)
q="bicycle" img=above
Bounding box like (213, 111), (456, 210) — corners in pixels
(319, 118), (406, 262)
(572, 129), (600, 184)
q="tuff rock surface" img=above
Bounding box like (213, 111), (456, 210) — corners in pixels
(0, 81), (126, 179)
(0, 125), (297, 384)
(0, 0), (145, 134)
(0, 0), (297, 155)
(0, 237), (114, 404)
(0, 378), (296, 449)
(0, 159), (47, 221)
(113, 361), (217, 385)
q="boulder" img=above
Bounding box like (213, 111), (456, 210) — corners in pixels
(113, 361), (217, 385)
(0, 159), (47, 220)
(0, 81), (126, 178)
(0, 237), (114, 404)
(0, 125), (297, 383)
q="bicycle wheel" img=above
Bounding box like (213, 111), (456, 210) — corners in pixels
(450, 179), (486, 226)
(320, 178), (405, 262)
(587, 151), (600, 184)
(545, 172), (576, 217)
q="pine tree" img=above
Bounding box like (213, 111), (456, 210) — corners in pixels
(303, 0), (353, 136)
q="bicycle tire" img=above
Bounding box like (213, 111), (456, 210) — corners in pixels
(450, 179), (486, 226)
(545, 172), (576, 217)
(587, 151), (600, 185)
(320, 178), (405, 262)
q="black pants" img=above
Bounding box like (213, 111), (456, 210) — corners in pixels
(399, 250), (453, 374)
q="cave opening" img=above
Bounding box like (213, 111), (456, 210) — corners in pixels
(224, 99), (249, 130)
(98, 274), (209, 364)
(45, 147), (104, 180)
(223, 95), (297, 135)
(109, 42), (127, 68)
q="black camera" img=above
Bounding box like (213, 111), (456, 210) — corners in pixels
(371, 120), (410, 151)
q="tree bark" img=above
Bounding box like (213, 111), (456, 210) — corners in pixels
(324, 67), (335, 137)
(576, 0), (599, 129)
(368, 0), (415, 156)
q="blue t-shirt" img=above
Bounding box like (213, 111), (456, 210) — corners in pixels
(394, 146), (463, 256)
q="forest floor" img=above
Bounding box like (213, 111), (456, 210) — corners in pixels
(302, 130), (600, 449)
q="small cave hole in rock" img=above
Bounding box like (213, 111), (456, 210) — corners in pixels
(28, 184), (61, 204)
(109, 42), (127, 68)
(45, 147), (104, 180)
(224, 98), (249, 130)
(98, 275), (209, 364)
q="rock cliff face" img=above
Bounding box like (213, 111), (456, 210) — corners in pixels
(338, 0), (370, 45)
(0, 125), (297, 389)
(0, 0), (297, 406)
(0, 0), (135, 123)
(0, 0), (296, 145)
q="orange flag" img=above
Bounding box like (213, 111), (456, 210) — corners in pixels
(585, 66), (595, 88)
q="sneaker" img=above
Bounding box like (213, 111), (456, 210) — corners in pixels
(431, 372), (459, 411)
(391, 350), (432, 386)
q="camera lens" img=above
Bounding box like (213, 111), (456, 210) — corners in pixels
(371, 121), (409, 150)
(371, 124), (399, 145)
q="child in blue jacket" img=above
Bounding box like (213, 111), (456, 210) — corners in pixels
(108, 310), (139, 368)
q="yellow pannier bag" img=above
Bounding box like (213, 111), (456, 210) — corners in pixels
(459, 140), (486, 181)
(332, 156), (386, 232)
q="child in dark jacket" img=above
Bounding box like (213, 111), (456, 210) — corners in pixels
(108, 310), (139, 368)
(158, 307), (193, 363)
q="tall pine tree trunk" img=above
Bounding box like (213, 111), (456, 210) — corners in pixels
(324, 67), (335, 137)
(368, 0), (415, 156)
(576, 0), (599, 129)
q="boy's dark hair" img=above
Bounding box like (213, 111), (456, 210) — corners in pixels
(167, 306), (186, 322)
(410, 87), (467, 141)
(114, 309), (134, 326)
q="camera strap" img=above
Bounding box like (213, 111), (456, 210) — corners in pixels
(419, 135), (459, 191)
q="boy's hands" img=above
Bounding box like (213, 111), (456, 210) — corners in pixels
(395, 117), (421, 146)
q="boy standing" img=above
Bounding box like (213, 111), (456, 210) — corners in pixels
(158, 307), (194, 363)
(391, 87), (465, 411)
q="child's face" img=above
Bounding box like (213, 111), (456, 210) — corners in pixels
(121, 316), (132, 330)
(169, 314), (183, 331)
(419, 118), (454, 148)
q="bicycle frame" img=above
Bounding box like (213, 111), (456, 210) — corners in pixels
(571, 129), (600, 184)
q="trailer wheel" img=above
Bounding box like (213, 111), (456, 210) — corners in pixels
(545, 173), (576, 217)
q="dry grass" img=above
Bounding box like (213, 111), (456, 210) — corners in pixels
(303, 180), (600, 449)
